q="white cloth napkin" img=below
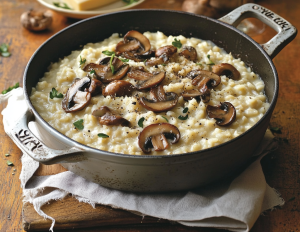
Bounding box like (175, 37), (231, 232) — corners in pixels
(1, 88), (284, 232)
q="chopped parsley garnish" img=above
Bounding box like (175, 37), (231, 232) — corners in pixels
(161, 64), (166, 66)
(6, 160), (13, 166)
(98, 133), (109, 138)
(288, 197), (296, 202)
(178, 115), (188, 120)
(183, 107), (188, 114)
(161, 116), (169, 122)
(196, 63), (203, 68)
(79, 56), (86, 66)
(49, 88), (63, 99)
(53, 2), (72, 9)
(122, 0), (139, 5)
(90, 70), (95, 74)
(138, 117), (145, 128)
(0, 43), (11, 57)
(172, 38), (182, 49)
(207, 54), (215, 65)
(2, 82), (19, 94)
(270, 127), (282, 134)
(102, 50), (115, 56)
(110, 53), (115, 74)
(73, 119), (84, 130)
(119, 58), (129, 62)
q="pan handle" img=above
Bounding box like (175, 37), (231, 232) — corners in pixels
(219, 3), (297, 59)
(11, 108), (86, 165)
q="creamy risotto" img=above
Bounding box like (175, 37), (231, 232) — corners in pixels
(30, 31), (270, 155)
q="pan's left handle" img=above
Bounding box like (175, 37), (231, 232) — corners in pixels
(219, 3), (297, 59)
(11, 108), (86, 165)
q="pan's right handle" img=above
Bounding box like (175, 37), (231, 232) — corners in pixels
(219, 3), (297, 59)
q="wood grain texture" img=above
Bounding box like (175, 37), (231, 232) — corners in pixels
(0, 0), (299, 231)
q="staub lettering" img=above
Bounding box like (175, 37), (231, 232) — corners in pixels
(252, 5), (291, 31)
(16, 129), (43, 152)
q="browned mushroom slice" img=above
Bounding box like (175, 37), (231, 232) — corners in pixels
(116, 30), (151, 55)
(179, 46), (197, 61)
(150, 85), (166, 102)
(212, 63), (240, 80)
(92, 106), (130, 127)
(139, 86), (178, 112)
(192, 70), (221, 96)
(123, 30), (151, 54)
(102, 80), (135, 97)
(155, 45), (177, 57)
(85, 79), (102, 96)
(138, 123), (180, 153)
(115, 40), (141, 54)
(128, 69), (153, 80)
(206, 102), (236, 126)
(62, 77), (91, 113)
(182, 89), (202, 101)
(145, 53), (169, 66)
(83, 63), (107, 77)
(136, 72), (165, 90)
(103, 64), (130, 83)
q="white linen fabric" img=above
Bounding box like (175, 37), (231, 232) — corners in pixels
(1, 88), (284, 232)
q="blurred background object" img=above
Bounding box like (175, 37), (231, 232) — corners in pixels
(182, 0), (266, 37)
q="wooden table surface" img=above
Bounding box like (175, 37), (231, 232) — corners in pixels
(0, 0), (299, 231)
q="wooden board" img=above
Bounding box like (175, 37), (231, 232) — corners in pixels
(1, 0), (300, 231)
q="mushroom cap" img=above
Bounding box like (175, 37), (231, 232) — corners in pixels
(92, 106), (130, 127)
(206, 102), (236, 126)
(191, 70), (221, 90)
(155, 45), (177, 57)
(182, 89), (202, 101)
(138, 123), (180, 153)
(124, 30), (151, 54)
(136, 72), (165, 90)
(179, 46), (198, 61)
(115, 30), (151, 55)
(145, 53), (169, 66)
(83, 58), (129, 83)
(128, 69), (153, 80)
(85, 79), (102, 96)
(139, 85), (178, 112)
(20, 10), (52, 31)
(212, 63), (240, 80)
(102, 80), (135, 97)
(62, 77), (91, 113)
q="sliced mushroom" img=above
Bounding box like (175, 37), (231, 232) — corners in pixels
(146, 45), (177, 67)
(192, 70), (221, 94)
(191, 70), (221, 103)
(212, 63), (240, 80)
(155, 45), (177, 57)
(85, 79), (102, 96)
(139, 85), (178, 112)
(62, 77), (91, 113)
(179, 46), (197, 61)
(115, 30), (151, 55)
(83, 57), (129, 83)
(92, 106), (130, 127)
(102, 80), (135, 97)
(127, 69), (153, 80)
(182, 89), (202, 101)
(137, 72), (165, 90)
(145, 53), (169, 66)
(206, 102), (236, 126)
(138, 123), (180, 153)
(150, 85), (166, 102)
(20, 10), (52, 31)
